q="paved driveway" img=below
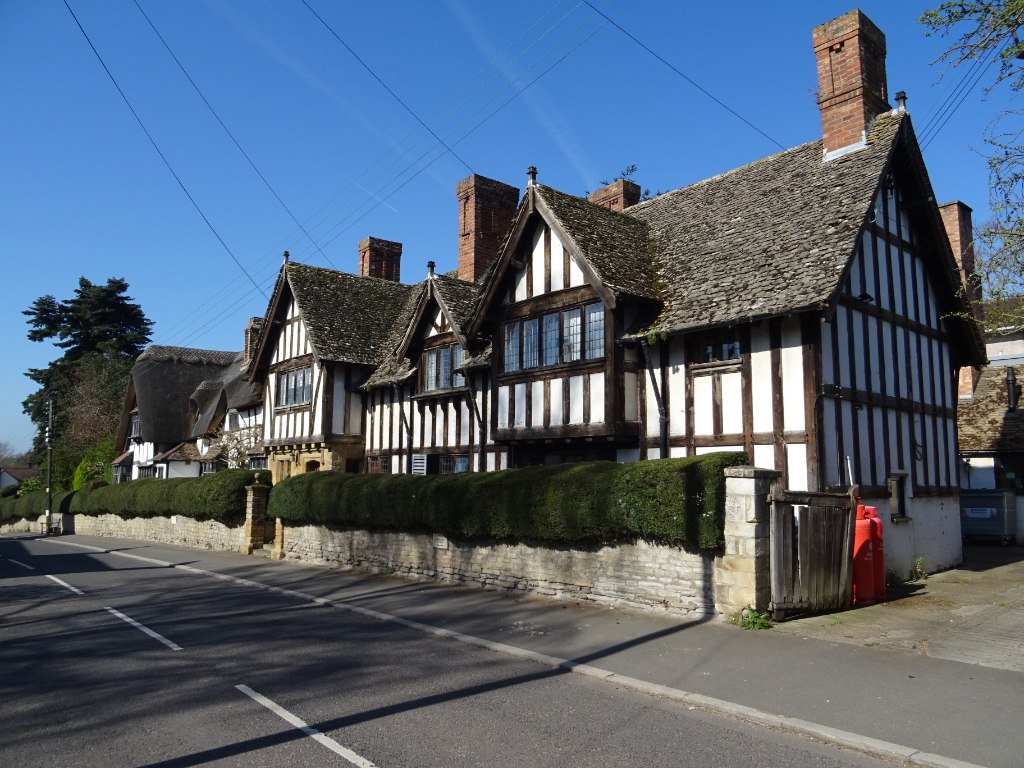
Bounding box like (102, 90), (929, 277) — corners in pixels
(773, 544), (1024, 672)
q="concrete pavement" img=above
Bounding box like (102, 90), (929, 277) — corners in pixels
(6, 533), (1023, 768)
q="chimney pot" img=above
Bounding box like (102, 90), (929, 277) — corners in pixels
(427, 260), (436, 278)
(527, 166), (537, 186)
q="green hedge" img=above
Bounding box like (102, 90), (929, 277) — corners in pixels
(268, 453), (747, 551)
(0, 489), (77, 524)
(70, 469), (270, 527)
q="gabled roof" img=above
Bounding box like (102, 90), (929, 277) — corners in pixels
(252, 263), (417, 373)
(533, 185), (658, 301)
(364, 271), (481, 389)
(628, 113), (902, 334)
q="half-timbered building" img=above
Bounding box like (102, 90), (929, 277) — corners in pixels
(446, 10), (982, 572)
(247, 247), (418, 482)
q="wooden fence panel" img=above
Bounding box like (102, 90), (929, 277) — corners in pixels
(769, 487), (854, 618)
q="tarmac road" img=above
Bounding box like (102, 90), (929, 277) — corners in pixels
(2, 534), (890, 768)
(3, 533), (1021, 767)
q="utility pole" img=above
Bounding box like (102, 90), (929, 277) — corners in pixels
(44, 397), (53, 535)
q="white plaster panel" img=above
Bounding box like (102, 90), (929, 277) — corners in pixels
(549, 378), (563, 425)
(435, 403), (445, 446)
(693, 375), (713, 435)
(873, 408), (886, 486)
(696, 445), (741, 456)
(447, 402), (456, 447)
(568, 253), (585, 287)
(856, 404), (871, 486)
(590, 373), (605, 424)
(753, 444), (775, 473)
(751, 325), (773, 432)
(780, 319), (805, 431)
(514, 268), (527, 303)
(531, 381), (545, 428)
(895, 329), (907, 396)
(669, 447), (688, 458)
(424, 403), (434, 447)
(486, 452), (496, 472)
(624, 371), (638, 422)
(427, 308), (444, 338)
(497, 386), (509, 429)
(550, 235), (564, 292)
(721, 371), (742, 434)
(568, 376), (584, 424)
(460, 402), (470, 446)
(786, 443), (808, 492)
(514, 383), (527, 428)
(531, 226), (544, 298)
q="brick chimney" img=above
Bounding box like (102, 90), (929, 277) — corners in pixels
(588, 179), (641, 212)
(939, 201), (981, 398)
(457, 174), (520, 283)
(813, 10), (889, 158)
(243, 316), (264, 366)
(358, 236), (402, 282)
(939, 201), (978, 303)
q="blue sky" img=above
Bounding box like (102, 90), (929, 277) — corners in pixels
(0, 1), (1012, 454)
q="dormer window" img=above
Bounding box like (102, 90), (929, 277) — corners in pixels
(422, 343), (465, 391)
(129, 413), (141, 440)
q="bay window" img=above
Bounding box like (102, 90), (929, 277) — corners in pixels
(503, 302), (603, 373)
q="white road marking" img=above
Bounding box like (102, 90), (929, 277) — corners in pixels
(8, 559), (36, 570)
(103, 607), (182, 651)
(235, 685), (378, 767)
(45, 575), (84, 595)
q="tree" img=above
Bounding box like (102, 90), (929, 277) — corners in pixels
(22, 277), (152, 489)
(921, 2), (1024, 329)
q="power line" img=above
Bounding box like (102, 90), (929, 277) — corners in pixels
(303, 0), (632, 253)
(580, 0), (785, 151)
(299, 0), (475, 174)
(131, 0), (338, 270)
(62, 0), (267, 298)
(920, 47), (999, 149)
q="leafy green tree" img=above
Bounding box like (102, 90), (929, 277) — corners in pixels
(921, 1), (1024, 329)
(22, 277), (152, 489)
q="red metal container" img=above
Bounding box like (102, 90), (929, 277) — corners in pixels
(853, 504), (875, 606)
(863, 506), (886, 601)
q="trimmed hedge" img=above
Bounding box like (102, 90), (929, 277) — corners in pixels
(0, 489), (77, 524)
(70, 469), (270, 527)
(268, 453), (747, 551)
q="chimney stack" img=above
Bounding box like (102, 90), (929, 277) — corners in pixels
(243, 316), (264, 366)
(457, 174), (520, 284)
(939, 201), (978, 303)
(358, 236), (402, 282)
(813, 10), (889, 159)
(588, 179), (641, 212)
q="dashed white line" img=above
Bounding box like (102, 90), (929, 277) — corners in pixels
(103, 606), (182, 651)
(8, 559), (35, 570)
(45, 575), (85, 595)
(235, 685), (378, 767)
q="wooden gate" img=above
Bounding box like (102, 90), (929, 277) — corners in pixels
(769, 484), (856, 619)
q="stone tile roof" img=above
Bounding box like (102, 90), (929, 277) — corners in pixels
(286, 263), (417, 366)
(139, 345), (238, 367)
(627, 112), (902, 334)
(432, 272), (480, 329)
(958, 365), (1024, 453)
(154, 441), (202, 462)
(534, 184), (658, 301)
